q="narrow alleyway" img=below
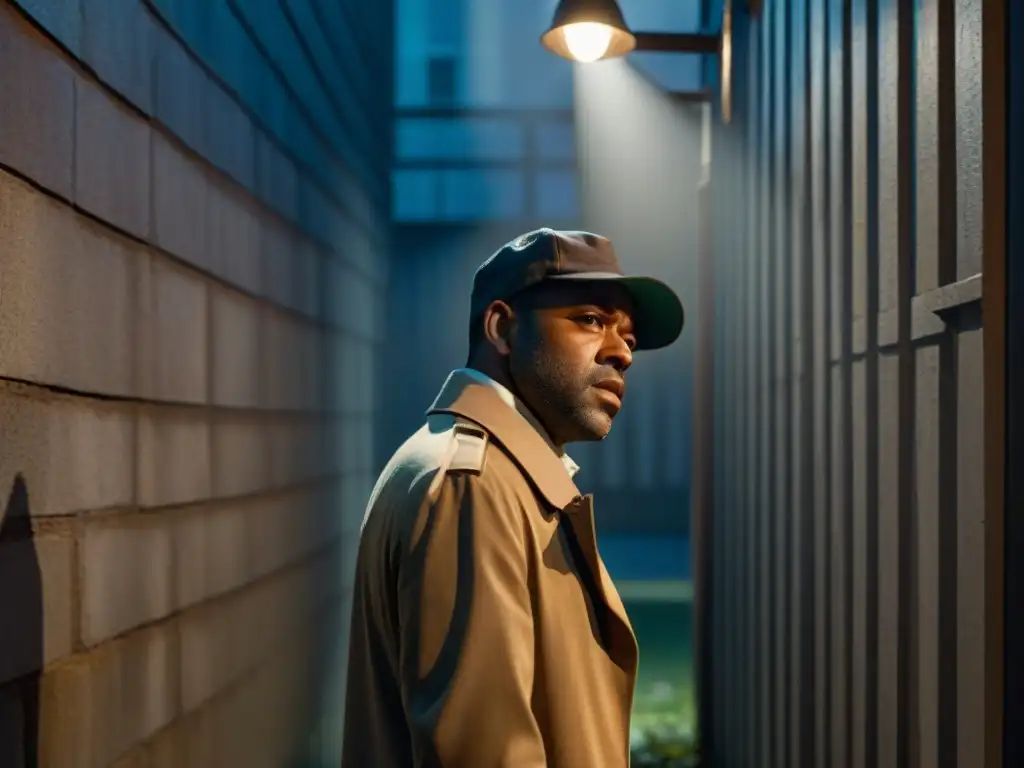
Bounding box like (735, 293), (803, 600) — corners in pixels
(1, 0), (1018, 766)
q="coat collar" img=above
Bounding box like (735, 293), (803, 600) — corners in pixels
(427, 370), (582, 510)
(453, 368), (580, 479)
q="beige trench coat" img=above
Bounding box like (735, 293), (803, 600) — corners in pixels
(342, 371), (638, 767)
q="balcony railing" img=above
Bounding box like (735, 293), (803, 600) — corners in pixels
(392, 107), (580, 223)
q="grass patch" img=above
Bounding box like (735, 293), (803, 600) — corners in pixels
(626, 595), (699, 767)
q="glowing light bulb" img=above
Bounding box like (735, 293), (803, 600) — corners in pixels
(561, 22), (613, 63)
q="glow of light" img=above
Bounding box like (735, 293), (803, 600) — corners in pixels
(561, 22), (613, 63)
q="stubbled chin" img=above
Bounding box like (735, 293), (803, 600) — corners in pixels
(575, 409), (614, 441)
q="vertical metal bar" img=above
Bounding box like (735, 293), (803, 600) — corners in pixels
(1004, 0), (1024, 764)
(743, 13), (762, 766)
(758, 8), (776, 764)
(773, 3), (793, 764)
(875, 0), (911, 765)
(895, 1), (916, 767)
(979, 0), (1008, 763)
(810, 0), (833, 763)
(828, 1), (854, 766)
(952, 1), (994, 765)
(691, 99), (716, 765)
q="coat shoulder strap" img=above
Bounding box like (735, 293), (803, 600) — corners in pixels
(426, 420), (490, 499)
(447, 420), (490, 473)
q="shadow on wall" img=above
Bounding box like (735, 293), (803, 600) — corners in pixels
(0, 475), (42, 768)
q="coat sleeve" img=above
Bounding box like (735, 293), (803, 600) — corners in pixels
(397, 469), (548, 767)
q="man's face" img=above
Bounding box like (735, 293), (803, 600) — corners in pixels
(504, 281), (636, 445)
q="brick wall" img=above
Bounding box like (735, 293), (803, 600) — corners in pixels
(0, 0), (392, 765)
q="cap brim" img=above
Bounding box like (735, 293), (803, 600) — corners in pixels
(547, 272), (685, 350)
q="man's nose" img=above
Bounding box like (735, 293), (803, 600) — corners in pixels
(599, 332), (633, 372)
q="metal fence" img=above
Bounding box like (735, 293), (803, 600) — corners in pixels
(697, 1), (1008, 766)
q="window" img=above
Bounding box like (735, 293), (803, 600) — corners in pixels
(426, 56), (457, 105)
(428, 0), (464, 49)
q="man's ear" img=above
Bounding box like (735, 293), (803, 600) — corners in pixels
(482, 300), (515, 356)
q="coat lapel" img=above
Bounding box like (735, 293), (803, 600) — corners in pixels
(561, 494), (638, 672)
(428, 371), (638, 671)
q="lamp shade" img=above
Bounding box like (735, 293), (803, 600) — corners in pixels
(540, 0), (637, 62)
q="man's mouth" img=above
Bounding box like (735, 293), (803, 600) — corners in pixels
(592, 378), (625, 405)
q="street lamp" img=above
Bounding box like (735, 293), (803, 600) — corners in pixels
(540, 0), (637, 63)
(541, 0), (722, 63)
(541, 0), (734, 122)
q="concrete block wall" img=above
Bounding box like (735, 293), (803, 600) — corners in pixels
(0, 0), (393, 765)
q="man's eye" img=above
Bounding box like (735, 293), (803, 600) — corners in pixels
(577, 314), (604, 327)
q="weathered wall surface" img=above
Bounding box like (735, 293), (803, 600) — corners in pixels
(699, 1), (1006, 767)
(0, 0), (392, 765)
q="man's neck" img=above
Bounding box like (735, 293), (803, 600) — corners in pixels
(464, 361), (517, 400)
(457, 367), (579, 478)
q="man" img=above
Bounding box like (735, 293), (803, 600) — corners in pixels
(342, 228), (684, 767)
